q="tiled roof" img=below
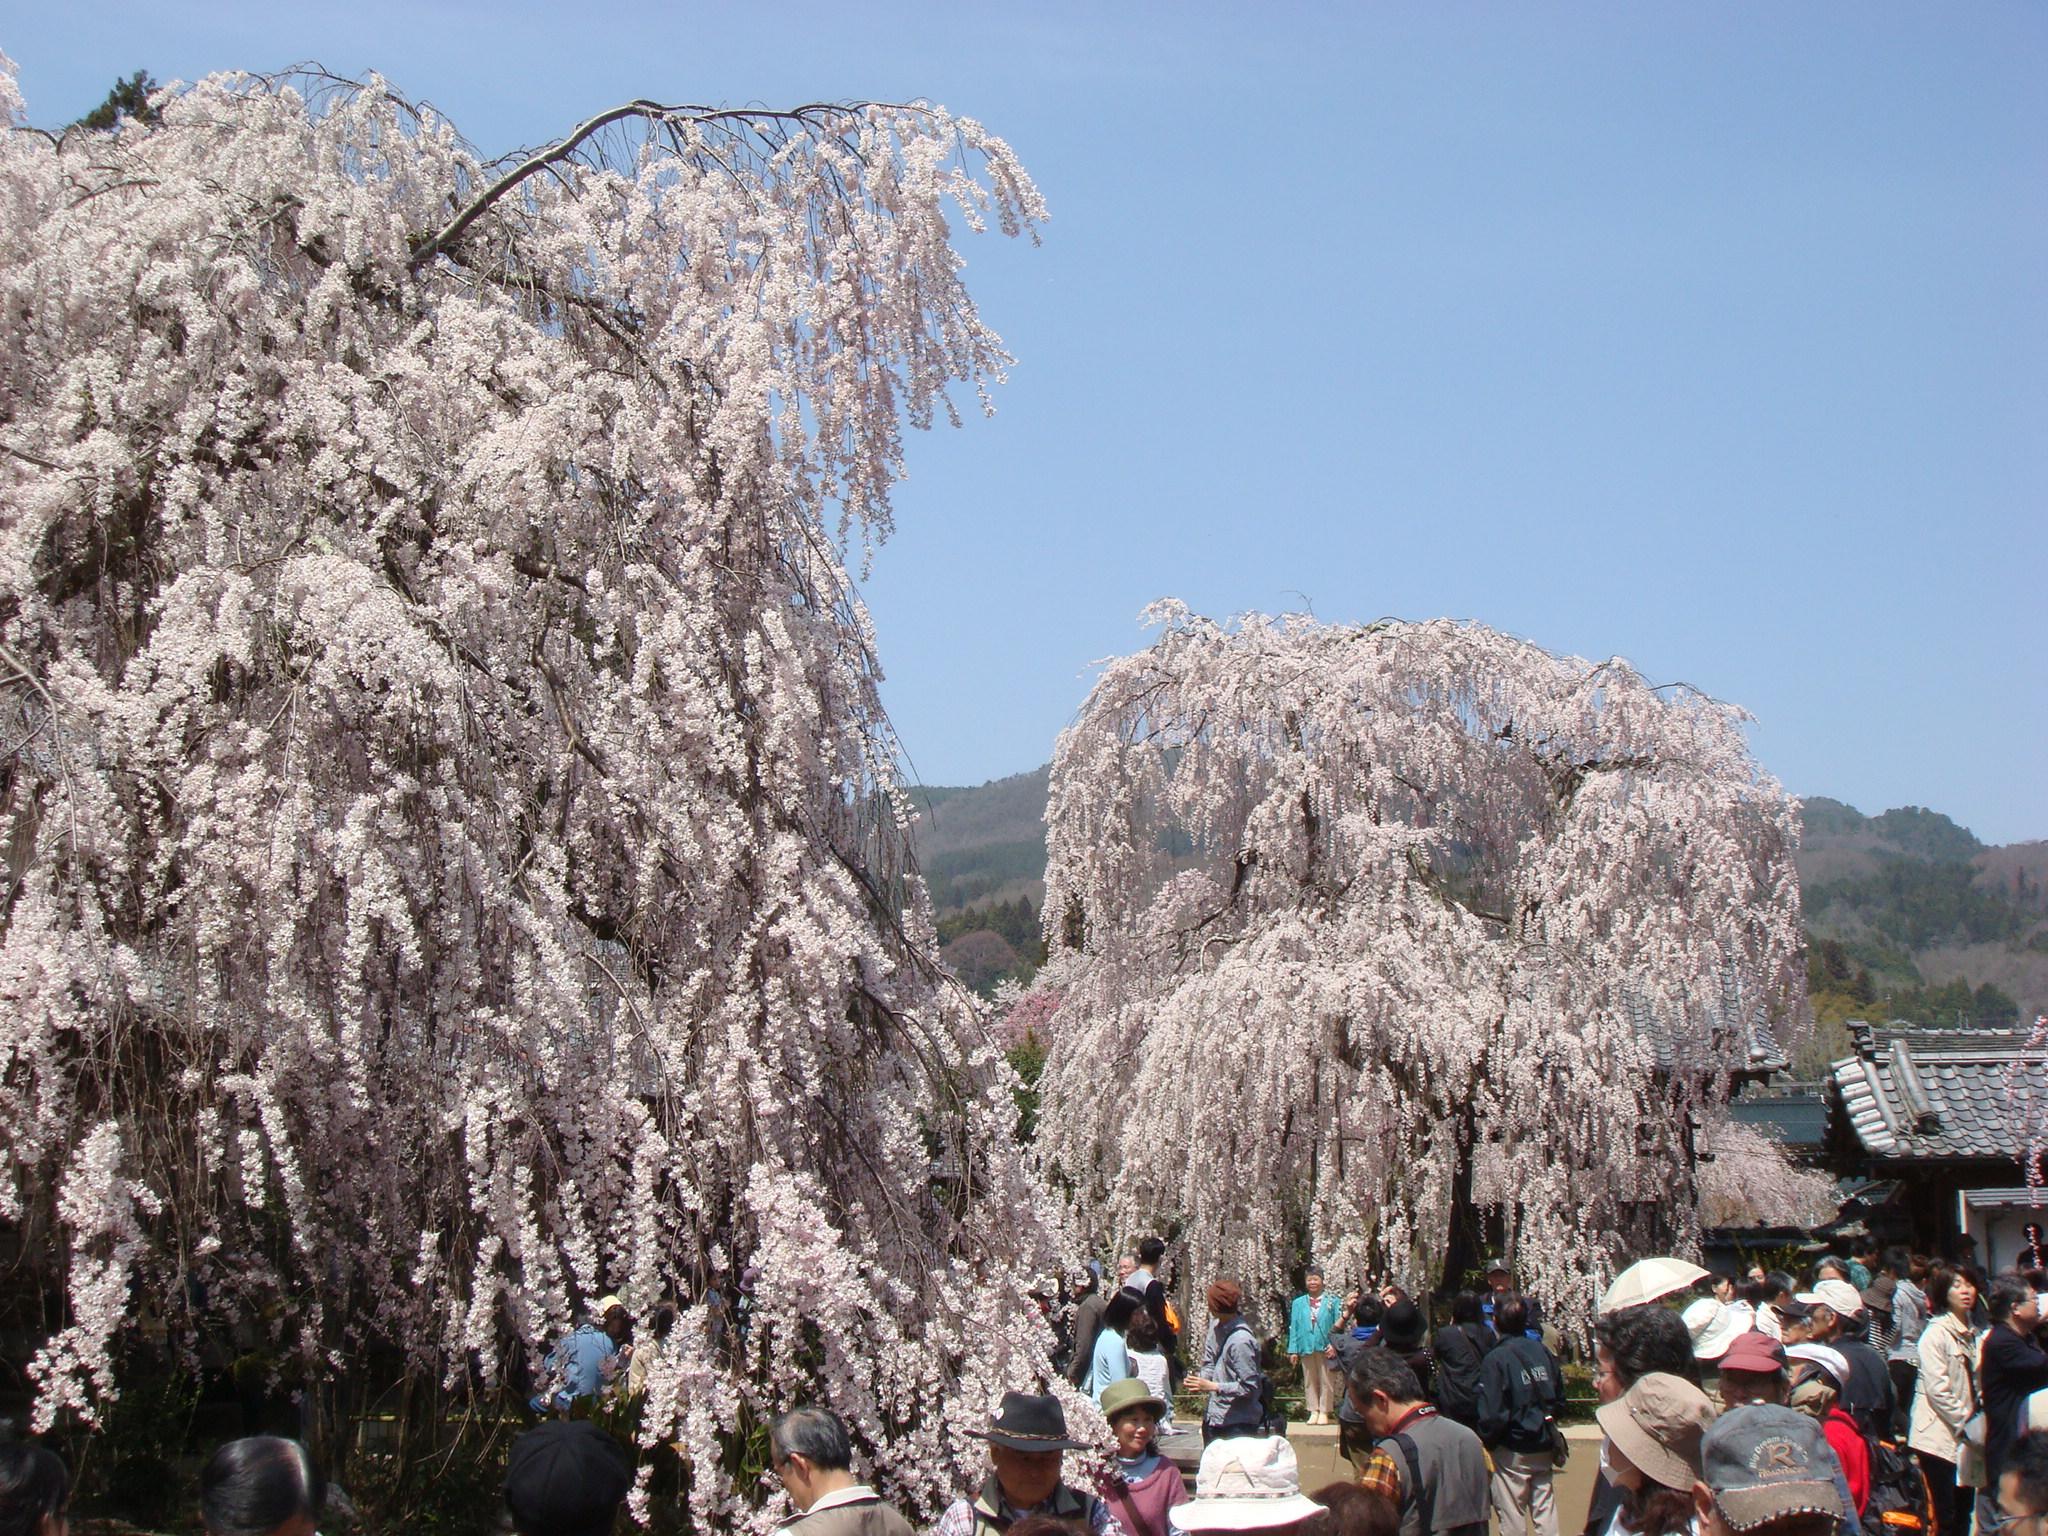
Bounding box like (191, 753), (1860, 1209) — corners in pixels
(1830, 1020), (2048, 1163)
(1624, 970), (1792, 1078)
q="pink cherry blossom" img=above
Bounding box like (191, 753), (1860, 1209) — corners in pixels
(0, 56), (1064, 1519)
(1033, 604), (1807, 1335)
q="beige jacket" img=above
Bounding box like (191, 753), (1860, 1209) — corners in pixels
(1909, 1311), (1984, 1483)
(778, 1489), (915, 1536)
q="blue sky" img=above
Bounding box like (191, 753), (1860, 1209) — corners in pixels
(9, 4), (2044, 842)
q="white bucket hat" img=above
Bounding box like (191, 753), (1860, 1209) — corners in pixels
(1683, 1298), (1748, 1362)
(1171, 1436), (1325, 1531)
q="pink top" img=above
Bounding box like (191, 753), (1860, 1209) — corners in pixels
(1104, 1456), (1188, 1536)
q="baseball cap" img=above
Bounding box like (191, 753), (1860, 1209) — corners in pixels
(1718, 1331), (1787, 1376)
(504, 1421), (632, 1536)
(1702, 1404), (1847, 1530)
(1784, 1343), (1849, 1388)
(1794, 1279), (1862, 1317)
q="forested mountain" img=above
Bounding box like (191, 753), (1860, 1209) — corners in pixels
(910, 774), (2048, 1046)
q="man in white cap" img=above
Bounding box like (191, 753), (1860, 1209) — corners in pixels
(529, 1295), (630, 1415)
(1168, 1435), (1326, 1536)
(1786, 1343), (1871, 1528)
(1794, 1279), (1893, 1437)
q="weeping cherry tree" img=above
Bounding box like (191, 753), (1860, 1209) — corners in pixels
(0, 56), (1064, 1524)
(1031, 603), (1806, 1330)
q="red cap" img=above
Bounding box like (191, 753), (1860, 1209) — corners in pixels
(1718, 1330), (1787, 1375)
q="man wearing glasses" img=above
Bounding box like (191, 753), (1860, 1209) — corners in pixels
(1997, 1432), (2048, 1536)
(770, 1407), (915, 1536)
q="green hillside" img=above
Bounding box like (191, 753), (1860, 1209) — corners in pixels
(909, 774), (2048, 1035)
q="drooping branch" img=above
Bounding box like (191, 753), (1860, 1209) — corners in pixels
(1031, 607), (1806, 1331)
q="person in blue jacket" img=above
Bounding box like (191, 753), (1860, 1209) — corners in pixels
(1289, 1268), (1342, 1424)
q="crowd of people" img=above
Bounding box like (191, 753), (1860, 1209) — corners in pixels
(6, 1236), (2048, 1536)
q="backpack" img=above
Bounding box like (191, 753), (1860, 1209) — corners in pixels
(1862, 1433), (1934, 1535)
(1390, 1432), (1435, 1536)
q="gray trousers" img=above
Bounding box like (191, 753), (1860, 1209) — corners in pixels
(1490, 1449), (1558, 1536)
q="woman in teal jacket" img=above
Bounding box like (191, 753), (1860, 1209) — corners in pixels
(1288, 1267), (1342, 1424)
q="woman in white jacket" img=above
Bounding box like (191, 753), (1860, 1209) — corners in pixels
(1910, 1268), (1984, 1536)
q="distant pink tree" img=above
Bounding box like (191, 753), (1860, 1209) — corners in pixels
(1033, 604), (1806, 1327)
(0, 55), (1062, 1524)
(1694, 1119), (1838, 1230)
(993, 981), (1066, 1051)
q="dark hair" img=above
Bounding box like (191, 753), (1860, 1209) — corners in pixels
(1449, 1292), (1482, 1326)
(1738, 1275), (1775, 1309)
(1345, 1346), (1423, 1405)
(1495, 1294), (1529, 1337)
(200, 1438), (324, 1536)
(1595, 1304), (1701, 1388)
(1928, 1267), (1981, 1314)
(770, 1407), (853, 1472)
(1008, 1518), (1087, 1536)
(1127, 1307), (1161, 1352)
(0, 1444), (70, 1536)
(2006, 1431), (2048, 1518)
(1880, 1247), (1912, 1280)
(1137, 1237), (1166, 1268)
(1352, 1294), (1385, 1330)
(1621, 1484), (1697, 1536)
(1765, 1272), (1797, 1302)
(1989, 1272), (2035, 1325)
(649, 1302), (679, 1340)
(1104, 1292), (1140, 1333)
(1813, 1256), (1849, 1285)
(1310, 1481), (1398, 1536)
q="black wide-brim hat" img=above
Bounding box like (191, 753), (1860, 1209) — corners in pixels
(967, 1391), (1087, 1452)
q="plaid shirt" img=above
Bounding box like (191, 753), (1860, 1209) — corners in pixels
(931, 1487), (1125, 1536)
(1353, 1404), (1437, 1506)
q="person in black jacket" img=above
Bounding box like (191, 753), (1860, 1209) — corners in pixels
(1330, 1294), (1388, 1476)
(1982, 1273), (2048, 1536)
(1795, 1279), (1895, 1437)
(1122, 1237), (1180, 1373)
(1477, 1297), (1565, 1536)
(1433, 1293), (1497, 1429)
(1064, 1266), (1107, 1389)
